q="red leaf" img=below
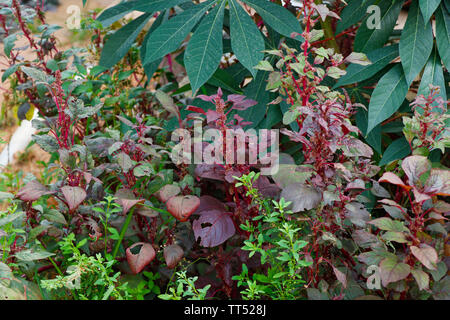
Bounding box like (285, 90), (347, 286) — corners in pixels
(186, 105), (206, 115)
(16, 180), (54, 202)
(114, 188), (144, 214)
(163, 244), (184, 269)
(166, 195), (200, 222)
(193, 209), (235, 247)
(126, 242), (156, 274)
(379, 172), (411, 190)
(61, 186), (86, 211)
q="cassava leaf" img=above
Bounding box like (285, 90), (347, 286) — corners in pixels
(185, 0), (226, 94)
(143, 0), (214, 65)
(336, 0), (376, 34)
(379, 137), (411, 166)
(399, 0), (433, 86)
(334, 44), (399, 88)
(354, 0), (403, 53)
(419, 0), (441, 23)
(229, 0), (265, 77)
(435, 4), (450, 69)
(242, 0), (303, 38)
(367, 64), (409, 134)
(100, 13), (152, 69)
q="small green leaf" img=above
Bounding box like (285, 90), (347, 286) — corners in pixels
(3, 34), (17, 58)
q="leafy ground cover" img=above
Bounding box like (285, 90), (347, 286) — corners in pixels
(0, 0), (448, 300)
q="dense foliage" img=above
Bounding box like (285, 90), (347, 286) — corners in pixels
(0, 0), (448, 300)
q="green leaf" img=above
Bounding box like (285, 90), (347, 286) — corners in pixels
(379, 257), (411, 287)
(369, 217), (408, 232)
(14, 249), (55, 261)
(140, 11), (168, 80)
(379, 137), (411, 166)
(336, 0), (376, 34)
(242, 0), (303, 38)
(21, 66), (49, 83)
(97, 0), (187, 28)
(399, 0), (433, 86)
(435, 4), (450, 70)
(185, 0), (226, 94)
(419, 0), (441, 22)
(356, 108), (381, 154)
(334, 44), (399, 88)
(229, 0), (265, 77)
(100, 13), (152, 69)
(367, 64), (408, 134)
(3, 34), (17, 58)
(1, 64), (19, 83)
(32, 134), (59, 153)
(237, 71), (270, 128)
(382, 231), (408, 243)
(411, 269), (429, 291)
(354, 0), (403, 53)
(417, 46), (447, 102)
(143, 0), (215, 65)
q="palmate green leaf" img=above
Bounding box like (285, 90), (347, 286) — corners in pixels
(334, 44), (399, 88)
(97, 0), (188, 28)
(367, 64), (408, 134)
(242, 0), (302, 39)
(100, 13), (152, 69)
(435, 4), (450, 69)
(143, 0), (215, 65)
(379, 137), (411, 166)
(185, 0), (226, 95)
(140, 11), (169, 80)
(419, 0), (441, 22)
(229, 0), (265, 77)
(354, 0), (403, 53)
(417, 46), (447, 102)
(336, 0), (376, 34)
(399, 0), (433, 86)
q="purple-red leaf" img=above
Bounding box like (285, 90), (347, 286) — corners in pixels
(114, 188), (144, 214)
(16, 180), (54, 202)
(410, 244), (438, 270)
(193, 209), (235, 247)
(126, 242), (156, 274)
(166, 195), (200, 222)
(163, 244), (184, 269)
(61, 186), (86, 211)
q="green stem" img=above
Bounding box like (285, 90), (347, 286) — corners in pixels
(112, 206), (135, 260)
